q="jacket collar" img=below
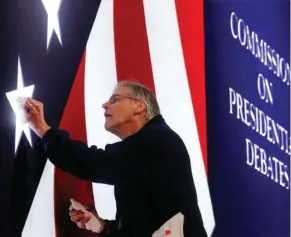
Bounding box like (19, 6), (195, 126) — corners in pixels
(142, 114), (165, 129)
(123, 114), (165, 141)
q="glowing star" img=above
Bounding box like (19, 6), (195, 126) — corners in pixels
(41, 0), (63, 49)
(6, 58), (35, 153)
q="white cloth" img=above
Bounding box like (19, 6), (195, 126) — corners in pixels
(152, 213), (184, 237)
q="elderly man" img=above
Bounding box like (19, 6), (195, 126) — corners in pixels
(22, 81), (207, 237)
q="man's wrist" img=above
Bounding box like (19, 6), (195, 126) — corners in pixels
(35, 124), (51, 138)
(97, 219), (106, 234)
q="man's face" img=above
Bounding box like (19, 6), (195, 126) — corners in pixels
(102, 86), (138, 134)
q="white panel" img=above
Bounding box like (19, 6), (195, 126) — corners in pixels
(22, 161), (55, 237)
(84, 0), (119, 220)
(143, 1), (215, 236)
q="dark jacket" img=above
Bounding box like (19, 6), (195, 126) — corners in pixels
(40, 115), (207, 237)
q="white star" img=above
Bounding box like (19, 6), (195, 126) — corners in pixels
(6, 58), (35, 153)
(42, 0), (63, 49)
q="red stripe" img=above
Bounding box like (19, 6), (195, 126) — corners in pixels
(174, 0), (208, 173)
(54, 52), (96, 237)
(113, 0), (155, 91)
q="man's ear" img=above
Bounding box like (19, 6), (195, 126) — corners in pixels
(134, 100), (147, 114)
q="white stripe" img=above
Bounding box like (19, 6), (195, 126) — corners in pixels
(22, 161), (55, 237)
(84, 0), (118, 220)
(143, 1), (215, 236)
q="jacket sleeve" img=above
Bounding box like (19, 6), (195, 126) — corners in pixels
(99, 219), (119, 237)
(40, 128), (120, 185)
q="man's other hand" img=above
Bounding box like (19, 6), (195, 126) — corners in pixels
(69, 206), (89, 229)
(69, 199), (105, 233)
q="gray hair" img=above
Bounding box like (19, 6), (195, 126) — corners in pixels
(114, 80), (160, 121)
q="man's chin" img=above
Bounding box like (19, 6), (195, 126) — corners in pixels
(104, 123), (113, 133)
(104, 124), (110, 131)
(105, 124), (120, 138)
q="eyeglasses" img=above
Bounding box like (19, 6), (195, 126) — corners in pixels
(107, 94), (139, 104)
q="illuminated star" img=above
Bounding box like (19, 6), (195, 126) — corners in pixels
(41, 0), (63, 49)
(6, 58), (35, 153)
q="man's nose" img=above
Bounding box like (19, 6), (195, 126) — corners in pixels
(102, 101), (109, 109)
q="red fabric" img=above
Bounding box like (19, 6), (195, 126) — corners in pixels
(54, 52), (96, 237)
(175, 0), (208, 173)
(113, 0), (155, 92)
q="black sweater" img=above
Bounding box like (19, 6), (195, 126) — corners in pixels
(40, 115), (207, 237)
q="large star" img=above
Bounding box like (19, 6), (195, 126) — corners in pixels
(6, 58), (35, 153)
(41, 0), (63, 49)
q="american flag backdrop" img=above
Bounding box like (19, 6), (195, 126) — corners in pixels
(1, 0), (215, 237)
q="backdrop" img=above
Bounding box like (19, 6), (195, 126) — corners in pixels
(0, 0), (289, 237)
